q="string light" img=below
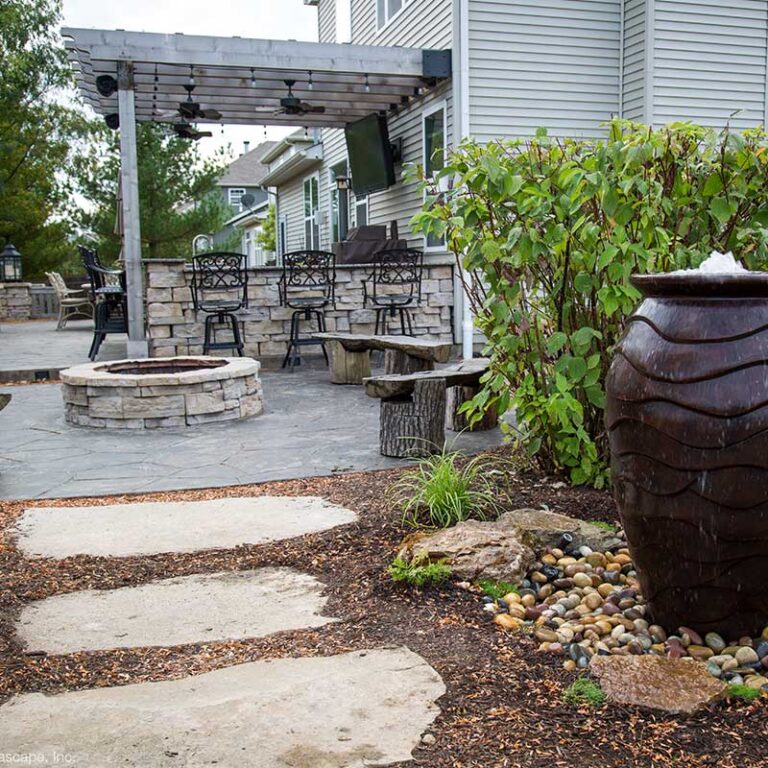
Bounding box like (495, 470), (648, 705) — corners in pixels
(263, 124), (268, 140)
(303, 126), (309, 139)
(364, 73), (370, 93)
(307, 70), (314, 90)
(250, 68), (256, 88)
(188, 65), (195, 87)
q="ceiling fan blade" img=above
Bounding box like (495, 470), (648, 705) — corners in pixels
(156, 109), (180, 119)
(301, 104), (326, 114)
(200, 108), (222, 121)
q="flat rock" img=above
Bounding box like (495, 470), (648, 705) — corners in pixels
(15, 496), (357, 559)
(498, 507), (622, 551)
(590, 655), (727, 714)
(0, 647), (445, 768)
(401, 520), (535, 584)
(314, 332), (452, 361)
(17, 568), (333, 654)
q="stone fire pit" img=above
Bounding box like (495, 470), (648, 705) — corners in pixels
(61, 357), (263, 429)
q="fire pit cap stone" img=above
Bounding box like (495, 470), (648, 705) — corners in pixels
(61, 357), (259, 387)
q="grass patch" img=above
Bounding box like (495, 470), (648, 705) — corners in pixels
(726, 684), (762, 702)
(388, 556), (452, 588)
(477, 579), (518, 601)
(392, 448), (499, 529)
(562, 678), (606, 708)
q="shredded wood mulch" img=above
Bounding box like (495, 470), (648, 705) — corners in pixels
(0, 451), (765, 768)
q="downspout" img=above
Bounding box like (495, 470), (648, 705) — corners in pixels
(453, 0), (473, 359)
(618, 0), (625, 119)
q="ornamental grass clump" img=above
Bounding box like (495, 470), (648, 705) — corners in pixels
(562, 677), (606, 708)
(393, 449), (498, 529)
(409, 120), (768, 487)
(388, 556), (452, 587)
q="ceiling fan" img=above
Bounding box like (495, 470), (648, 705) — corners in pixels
(172, 120), (213, 141)
(254, 80), (326, 117)
(156, 82), (222, 122)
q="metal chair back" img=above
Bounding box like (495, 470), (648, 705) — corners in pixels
(191, 252), (248, 311)
(370, 248), (423, 304)
(280, 250), (336, 308)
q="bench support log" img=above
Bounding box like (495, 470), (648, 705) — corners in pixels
(445, 385), (498, 432)
(379, 378), (446, 458)
(328, 341), (371, 385)
(383, 348), (434, 376)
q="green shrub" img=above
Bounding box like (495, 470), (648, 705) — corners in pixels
(409, 121), (768, 487)
(726, 684), (762, 702)
(393, 448), (498, 528)
(477, 579), (518, 601)
(388, 556), (452, 588)
(562, 677), (606, 708)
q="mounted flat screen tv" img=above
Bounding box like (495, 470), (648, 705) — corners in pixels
(345, 114), (396, 196)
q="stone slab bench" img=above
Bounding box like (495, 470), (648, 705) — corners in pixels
(313, 332), (453, 384)
(363, 358), (496, 457)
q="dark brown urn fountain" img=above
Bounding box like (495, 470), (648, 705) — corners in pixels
(606, 270), (768, 636)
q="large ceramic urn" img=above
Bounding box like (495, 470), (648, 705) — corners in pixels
(606, 272), (768, 636)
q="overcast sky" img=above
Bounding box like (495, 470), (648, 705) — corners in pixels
(61, 0), (320, 158)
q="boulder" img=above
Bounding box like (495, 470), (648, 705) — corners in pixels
(497, 508), (622, 551)
(400, 521), (535, 584)
(589, 655), (726, 714)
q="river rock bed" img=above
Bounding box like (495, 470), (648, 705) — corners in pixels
(476, 532), (768, 696)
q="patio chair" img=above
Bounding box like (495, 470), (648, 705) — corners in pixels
(362, 248), (423, 335)
(279, 250), (336, 368)
(46, 271), (94, 330)
(191, 252), (248, 356)
(79, 246), (128, 361)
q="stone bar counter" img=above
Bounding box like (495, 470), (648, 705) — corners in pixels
(144, 259), (456, 360)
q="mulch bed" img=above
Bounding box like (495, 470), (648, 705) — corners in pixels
(0, 451), (765, 768)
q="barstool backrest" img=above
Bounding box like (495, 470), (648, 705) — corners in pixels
(191, 252), (248, 310)
(371, 248), (423, 302)
(280, 250), (336, 306)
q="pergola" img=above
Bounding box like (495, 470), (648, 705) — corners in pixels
(62, 28), (451, 356)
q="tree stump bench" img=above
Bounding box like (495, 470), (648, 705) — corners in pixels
(313, 333), (453, 384)
(0, 394), (10, 413)
(363, 358), (495, 457)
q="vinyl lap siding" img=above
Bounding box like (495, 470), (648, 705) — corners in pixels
(279, 176), (309, 253)
(318, 0), (336, 43)
(350, 0), (451, 48)
(622, 0), (646, 120)
(467, 0), (621, 142)
(653, 0), (768, 129)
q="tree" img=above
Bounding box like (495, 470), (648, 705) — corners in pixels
(77, 123), (232, 261)
(0, 0), (92, 278)
(257, 203), (277, 253)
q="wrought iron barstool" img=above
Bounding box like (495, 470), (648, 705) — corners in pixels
(279, 250), (336, 368)
(79, 245), (127, 361)
(190, 252), (248, 356)
(362, 248), (423, 335)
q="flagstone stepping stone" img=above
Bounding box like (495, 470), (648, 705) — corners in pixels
(0, 647), (445, 768)
(15, 496), (357, 559)
(17, 568), (333, 655)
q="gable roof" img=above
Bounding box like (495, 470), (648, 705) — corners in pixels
(217, 141), (277, 188)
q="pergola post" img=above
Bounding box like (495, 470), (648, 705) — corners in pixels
(117, 61), (148, 358)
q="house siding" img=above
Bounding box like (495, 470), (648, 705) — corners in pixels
(466, 0), (622, 142)
(652, 0), (768, 129)
(350, 0), (452, 48)
(319, 0), (336, 42)
(622, 0), (646, 121)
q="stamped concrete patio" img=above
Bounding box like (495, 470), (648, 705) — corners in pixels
(0, 321), (502, 500)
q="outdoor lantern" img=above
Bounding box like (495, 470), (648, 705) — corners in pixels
(335, 175), (351, 191)
(0, 242), (22, 282)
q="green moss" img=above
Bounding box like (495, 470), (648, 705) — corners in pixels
(590, 521), (618, 533)
(726, 684), (762, 702)
(562, 678), (606, 708)
(477, 579), (518, 601)
(388, 556), (452, 588)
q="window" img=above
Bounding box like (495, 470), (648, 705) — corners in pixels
(354, 196), (368, 227)
(228, 187), (246, 210)
(423, 103), (446, 249)
(303, 175), (320, 249)
(336, 0), (352, 42)
(376, 0), (407, 29)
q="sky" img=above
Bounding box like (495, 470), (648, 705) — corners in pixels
(61, 0), (320, 159)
